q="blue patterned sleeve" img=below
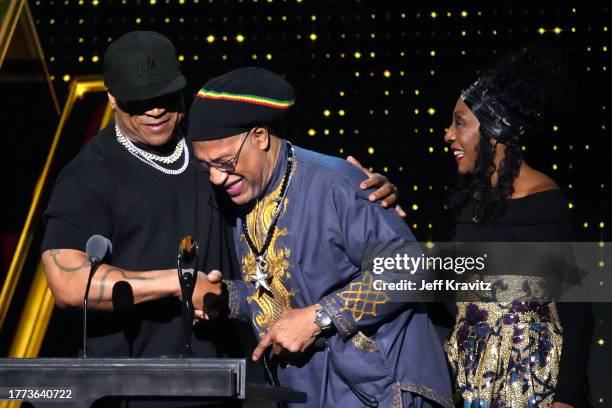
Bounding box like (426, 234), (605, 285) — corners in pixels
(223, 279), (251, 321)
(319, 180), (419, 339)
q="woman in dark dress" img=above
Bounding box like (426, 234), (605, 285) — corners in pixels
(443, 47), (593, 408)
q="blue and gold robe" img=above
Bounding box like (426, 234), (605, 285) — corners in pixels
(225, 141), (452, 407)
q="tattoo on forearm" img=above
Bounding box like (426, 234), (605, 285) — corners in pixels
(50, 249), (90, 272)
(94, 267), (152, 303)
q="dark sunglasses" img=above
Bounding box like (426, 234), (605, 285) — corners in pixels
(117, 91), (184, 116)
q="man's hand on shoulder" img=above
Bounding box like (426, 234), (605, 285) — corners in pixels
(346, 155), (406, 217)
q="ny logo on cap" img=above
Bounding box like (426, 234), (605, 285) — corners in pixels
(137, 55), (156, 80)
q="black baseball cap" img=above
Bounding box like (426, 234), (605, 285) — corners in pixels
(103, 31), (186, 102)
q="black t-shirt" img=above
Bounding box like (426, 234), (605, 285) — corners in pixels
(41, 120), (238, 357)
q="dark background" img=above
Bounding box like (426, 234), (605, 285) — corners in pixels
(1, 0), (609, 405)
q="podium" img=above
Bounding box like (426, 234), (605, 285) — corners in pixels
(0, 358), (307, 407)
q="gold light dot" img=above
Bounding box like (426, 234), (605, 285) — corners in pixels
(136, 17), (141, 23)
(308, 129), (316, 136)
(538, 27), (546, 35)
(603, 46), (608, 52)
(600, 222), (605, 228)
(553, 125), (559, 131)
(324, 129), (330, 135)
(430, 50), (436, 57)
(412, 224), (418, 229)
(193, 55), (199, 61)
(585, 144), (590, 150)
(309, 33), (317, 41)
(428, 147), (434, 153)
(553, 145), (557, 151)
(339, 148), (344, 154)
(461, 10), (468, 17)
(78, 56), (84, 62)
(597, 338), (605, 346)
(568, 202), (574, 209)
(206, 35), (215, 43)
(412, 204), (419, 211)
(413, 185), (418, 191)
(370, 52), (376, 58)
(444, 146), (449, 152)
(461, 30), (467, 36)
(78, 37), (84, 43)
(91, 55), (99, 62)
(553, 27), (562, 34)
(599, 261), (605, 268)
(383, 166), (388, 172)
(62, 74), (71, 82)
(383, 70), (391, 78)
(339, 91), (345, 97)
(339, 129), (345, 135)
(311, 15), (316, 21)
(355, 72), (360, 77)
(414, 89), (420, 96)
(430, 11), (437, 18)
(584, 222), (589, 228)
(414, 108), (419, 115)
(92, 0), (99, 5)
(236, 34), (245, 43)
(552, 164), (558, 170)
(338, 109), (346, 116)
(150, 0), (156, 3)
(571, 27), (576, 33)
(368, 147), (375, 154)
(521, 146), (527, 151)
(251, 54), (257, 60)
(427, 107), (436, 116)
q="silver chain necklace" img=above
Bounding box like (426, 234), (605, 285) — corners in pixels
(115, 124), (185, 163)
(115, 124), (190, 175)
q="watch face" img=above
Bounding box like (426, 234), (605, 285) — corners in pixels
(316, 310), (332, 328)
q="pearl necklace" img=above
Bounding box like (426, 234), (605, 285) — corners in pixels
(115, 124), (190, 175)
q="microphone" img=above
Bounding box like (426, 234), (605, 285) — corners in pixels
(83, 235), (112, 358)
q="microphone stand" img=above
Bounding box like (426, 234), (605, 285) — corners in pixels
(82, 257), (101, 358)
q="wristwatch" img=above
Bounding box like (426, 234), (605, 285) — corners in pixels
(314, 304), (333, 332)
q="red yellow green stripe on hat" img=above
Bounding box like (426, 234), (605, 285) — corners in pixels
(196, 89), (295, 110)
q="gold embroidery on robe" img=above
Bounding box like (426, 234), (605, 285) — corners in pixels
(337, 272), (390, 321)
(241, 162), (297, 336)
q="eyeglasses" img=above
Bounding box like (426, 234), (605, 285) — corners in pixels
(202, 129), (251, 173)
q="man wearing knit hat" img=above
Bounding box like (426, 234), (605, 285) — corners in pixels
(41, 31), (397, 364)
(189, 67), (452, 407)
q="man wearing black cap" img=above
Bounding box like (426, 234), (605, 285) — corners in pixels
(41, 31), (230, 359)
(40, 32), (397, 362)
(189, 67), (452, 407)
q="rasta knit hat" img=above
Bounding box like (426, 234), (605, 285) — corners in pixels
(188, 67), (295, 141)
